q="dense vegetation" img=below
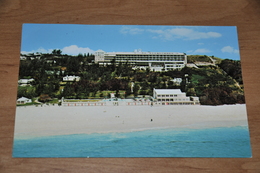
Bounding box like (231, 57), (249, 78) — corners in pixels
(18, 50), (245, 105)
(187, 55), (222, 64)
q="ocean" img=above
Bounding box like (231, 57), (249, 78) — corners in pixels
(12, 126), (252, 158)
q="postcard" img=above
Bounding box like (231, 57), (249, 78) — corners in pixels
(13, 24), (252, 157)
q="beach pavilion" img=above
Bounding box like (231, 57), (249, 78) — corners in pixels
(153, 88), (200, 105)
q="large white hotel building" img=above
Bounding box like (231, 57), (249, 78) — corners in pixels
(95, 50), (187, 71)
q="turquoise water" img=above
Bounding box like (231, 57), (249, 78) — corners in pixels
(12, 126), (252, 158)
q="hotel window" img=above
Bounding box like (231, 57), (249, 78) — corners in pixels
(162, 95), (165, 97)
(157, 95), (161, 97)
(170, 95), (173, 97)
(166, 95), (169, 97)
(174, 95), (177, 97)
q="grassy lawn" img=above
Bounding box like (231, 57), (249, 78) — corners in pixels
(48, 98), (59, 104)
(17, 102), (40, 107)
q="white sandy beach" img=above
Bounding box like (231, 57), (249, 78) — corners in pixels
(13, 104), (249, 138)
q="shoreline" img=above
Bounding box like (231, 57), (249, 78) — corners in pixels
(13, 104), (249, 139)
(15, 125), (249, 140)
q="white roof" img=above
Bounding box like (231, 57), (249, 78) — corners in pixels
(154, 89), (183, 95)
(17, 97), (30, 101)
(105, 52), (184, 55)
(95, 49), (105, 52)
(63, 75), (80, 78)
(18, 78), (34, 83)
(95, 50), (185, 55)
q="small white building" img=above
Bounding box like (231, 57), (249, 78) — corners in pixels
(110, 93), (115, 98)
(63, 75), (80, 82)
(20, 55), (27, 60)
(170, 78), (182, 85)
(18, 78), (34, 86)
(153, 88), (200, 105)
(17, 97), (32, 104)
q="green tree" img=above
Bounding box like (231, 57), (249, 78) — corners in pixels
(52, 49), (62, 55)
(133, 83), (139, 97)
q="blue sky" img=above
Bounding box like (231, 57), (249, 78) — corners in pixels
(21, 24), (241, 60)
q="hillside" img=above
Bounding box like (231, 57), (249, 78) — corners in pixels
(187, 55), (222, 64)
(18, 52), (244, 105)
